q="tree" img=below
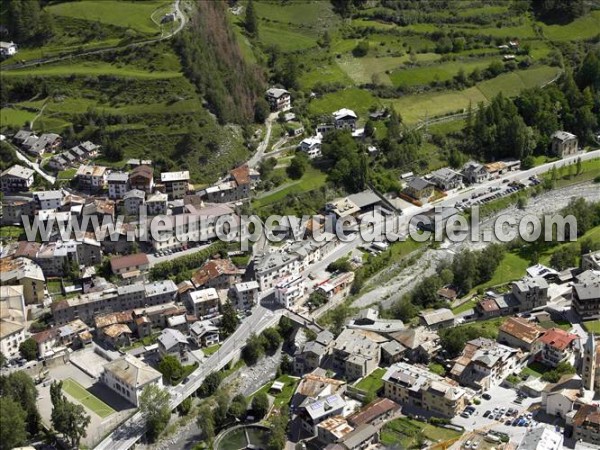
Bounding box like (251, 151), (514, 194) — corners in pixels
(19, 338), (38, 361)
(261, 328), (282, 354)
(451, 250), (478, 293)
(50, 381), (91, 448)
(0, 397), (27, 450)
(278, 316), (295, 340)
(228, 393), (248, 420)
(550, 245), (579, 270)
(244, 0), (258, 37)
(364, 119), (375, 138)
(327, 257), (352, 273)
(158, 355), (184, 385)
(139, 384), (171, 442)
(198, 372), (223, 397)
(214, 391), (230, 427)
(287, 153), (308, 180)
(242, 333), (264, 365)
(254, 98), (270, 123)
(0, 371), (41, 436)
(0, 352), (5, 368)
(196, 405), (215, 444)
(267, 405), (289, 450)
(352, 40), (369, 57)
(278, 355), (293, 375)
(576, 157), (582, 175)
(221, 301), (240, 337)
(542, 361), (576, 382)
(391, 297), (418, 321)
(178, 397), (192, 416)
(252, 391), (270, 419)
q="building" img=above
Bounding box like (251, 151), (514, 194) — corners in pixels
(190, 320), (219, 348)
(429, 167), (463, 191)
(76, 164), (107, 190)
(191, 259), (242, 290)
(275, 275), (306, 309)
(317, 272), (355, 301)
(110, 253), (150, 280)
(329, 424), (379, 450)
(299, 135), (322, 158)
(298, 394), (346, 435)
(31, 328), (59, 359)
(333, 109), (358, 131)
(382, 362), (468, 418)
(107, 172), (129, 199)
(157, 328), (189, 361)
(255, 251), (300, 290)
(146, 193), (168, 215)
(347, 308), (405, 336)
(535, 328), (579, 368)
(582, 250), (600, 271)
(291, 372), (344, 408)
(186, 288), (219, 319)
(231, 281), (259, 311)
(0, 41), (18, 56)
(101, 354), (163, 406)
(462, 161), (489, 184)
(51, 280), (177, 325)
(572, 271), (600, 319)
(450, 337), (521, 391)
(33, 190), (63, 211)
(517, 425), (564, 450)
(542, 375), (588, 418)
(294, 330), (335, 374)
(1, 165), (34, 192)
(572, 405), (600, 446)
(498, 317), (546, 351)
(100, 323), (133, 349)
(390, 327), (440, 364)
(266, 88), (291, 111)
(203, 165), (254, 203)
(0, 285), (27, 359)
(403, 177), (434, 202)
(332, 328), (381, 380)
(581, 334), (596, 392)
(129, 165), (154, 193)
(124, 189), (145, 215)
(347, 398), (400, 427)
(419, 308), (454, 330)
(0, 257), (45, 304)
(512, 277), (549, 311)
(161, 171), (190, 199)
(551, 131), (578, 158)
(317, 416), (354, 445)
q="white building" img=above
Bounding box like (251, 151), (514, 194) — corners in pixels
(160, 171), (190, 199)
(1, 164), (34, 192)
(266, 87), (291, 111)
(232, 281), (260, 311)
(190, 320), (220, 348)
(33, 190), (63, 211)
(0, 41), (18, 56)
(0, 285), (27, 359)
(298, 134), (322, 159)
(274, 275), (306, 309)
(188, 288), (220, 319)
(254, 251), (300, 290)
(333, 108), (358, 131)
(107, 172), (129, 199)
(517, 425), (563, 450)
(101, 354), (163, 406)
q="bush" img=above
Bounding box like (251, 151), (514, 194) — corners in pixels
(352, 40), (369, 57)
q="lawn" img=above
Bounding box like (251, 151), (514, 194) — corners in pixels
(539, 226), (600, 267)
(355, 367), (386, 396)
(62, 378), (115, 418)
(539, 319), (572, 331)
(254, 0), (337, 29)
(476, 66), (561, 100)
(381, 417), (462, 448)
(550, 158), (600, 188)
(300, 62), (353, 90)
(253, 166), (327, 209)
(47, 280), (63, 295)
(583, 320), (600, 334)
(469, 252), (530, 294)
(3, 61), (182, 79)
(390, 57), (497, 87)
(250, 375), (300, 409)
(0, 225), (24, 241)
(47, 0), (169, 34)
(257, 24), (318, 52)
(57, 168), (77, 180)
(308, 88), (381, 121)
(203, 344), (221, 356)
(0, 107), (36, 129)
(540, 11), (600, 41)
(520, 362), (548, 379)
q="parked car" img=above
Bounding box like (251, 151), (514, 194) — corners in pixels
(482, 393), (492, 400)
(483, 410), (491, 418)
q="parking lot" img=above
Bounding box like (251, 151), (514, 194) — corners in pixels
(452, 383), (542, 447)
(455, 177), (538, 210)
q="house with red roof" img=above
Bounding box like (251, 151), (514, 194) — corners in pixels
(534, 328), (579, 368)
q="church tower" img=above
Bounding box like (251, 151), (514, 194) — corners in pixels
(582, 333), (596, 392)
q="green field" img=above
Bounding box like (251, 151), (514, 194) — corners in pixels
(250, 375), (299, 409)
(583, 320), (600, 334)
(253, 166), (328, 209)
(355, 367), (386, 397)
(62, 378), (115, 418)
(541, 11), (600, 41)
(257, 24), (318, 52)
(308, 88), (381, 120)
(477, 66), (561, 100)
(3, 61), (182, 79)
(0, 107), (36, 128)
(390, 57), (497, 87)
(381, 417), (462, 448)
(47, 0), (169, 34)
(203, 344), (221, 356)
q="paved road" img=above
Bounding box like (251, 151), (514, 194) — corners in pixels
(248, 113), (278, 169)
(94, 304), (282, 450)
(1, 0), (186, 71)
(11, 144), (57, 184)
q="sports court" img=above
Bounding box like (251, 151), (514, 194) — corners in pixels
(62, 378), (116, 418)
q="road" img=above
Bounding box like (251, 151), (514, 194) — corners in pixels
(94, 304), (282, 450)
(248, 112), (278, 169)
(11, 144), (57, 184)
(1, 0), (187, 71)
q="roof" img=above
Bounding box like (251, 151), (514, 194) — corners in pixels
(103, 354), (162, 388)
(107, 172), (129, 183)
(391, 326), (439, 350)
(76, 164), (107, 178)
(190, 320), (218, 337)
(317, 416), (354, 440)
(517, 426), (563, 450)
(572, 404), (600, 428)
(538, 328), (579, 350)
(192, 259), (239, 286)
(234, 281), (259, 292)
(34, 190), (63, 201)
(574, 280), (600, 301)
(347, 190), (381, 209)
(30, 328), (58, 344)
(0, 285), (26, 339)
(526, 264), (558, 279)
(295, 373), (345, 398)
(304, 394), (346, 420)
(333, 108), (357, 121)
(157, 328), (188, 351)
(124, 189), (146, 200)
(95, 311), (133, 329)
(478, 298), (500, 313)
(341, 423), (378, 448)
(552, 131), (577, 142)
(230, 165), (250, 186)
(514, 277), (549, 292)
(130, 165), (153, 180)
(430, 167), (463, 182)
(161, 171), (189, 182)
(420, 308), (454, 326)
(266, 87), (289, 99)
(406, 176), (433, 191)
(1, 164), (34, 180)
(499, 317), (544, 344)
(347, 398), (400, 426)
(103, 323), (132, 338)
(110, 253), (149, 272)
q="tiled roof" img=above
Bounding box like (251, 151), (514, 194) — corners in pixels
(538, 328), (578, 351)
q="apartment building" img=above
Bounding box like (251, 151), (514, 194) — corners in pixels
(534, 328), (579, 368)
(512, 277), (549, 311)
(275, 275), (306, 309)
(107, 172), (129, 199)
(255, 251), (301, 290)
(0, 257), (45, 304)
(498, 317), (546, 351)
(1, 165), (34, 192)
(332, 328), (382, 381)
(0, 285), (27, 359)
(572, 270), (600, 319)
(186, 288), (220, 319)
(231, 281), (260, 311)
(161, 171), (189, 199)
(101, 354), (163, 406)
